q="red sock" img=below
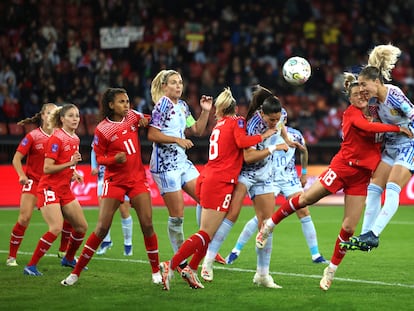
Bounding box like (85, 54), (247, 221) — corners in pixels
(171, 230), (210, 271)
(73, 232), (102, 276)
(65, 231), (85, 261)
(9, 222), (27, 258)
(144, 233), (160, 273)
(189, 231), (210, 270)
(27, 231), (57, 266)
(330, 228), (354, 266)
(59, 220), (72, 252)
(271, 195), (301, 225)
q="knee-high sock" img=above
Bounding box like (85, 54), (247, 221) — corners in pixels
(168, 216), (184, 253)
(270, 195), (301, 227)
(205, 218), (233, 262)
(9, 222), (27, 258)
(300, 215), (320, 257)
(27, 231), (57, 266)
(73, 232), (102, 276)
(256, 233), (273, 275)
(65, 231), (85, 261)
(195, 204), (202, 227)
(361, 183), (383, 234)
(121, 216), (133, 246)
(371, 182), (401, 236)
(59, 219), (72, 252)
(234, 216), (258, 252)
(171, 230), (210, 271)
(330, 227), (353, 266)
(144, 233), (159, 273)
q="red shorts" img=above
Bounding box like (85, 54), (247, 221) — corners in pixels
(37, 184), (76, 208)
(196, 175), (235, 212)
(101, 178), (150, 202)
(319, 156), (372, 196)
(21, 179), (39, 196)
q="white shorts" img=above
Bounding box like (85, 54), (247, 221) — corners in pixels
(238, 174), (275, 200)
(151, 160), (199, 195)
(382, 143), (414, 172)
(273, 175), (303, 198)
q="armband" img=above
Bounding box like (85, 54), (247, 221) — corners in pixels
(301, 168), (307, 175)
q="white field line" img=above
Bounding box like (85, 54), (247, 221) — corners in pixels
(1, 250), (413, 289)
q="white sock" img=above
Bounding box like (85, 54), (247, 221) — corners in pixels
(205, 218), (234, 261)
(300, 215), (320, 259)
(121, 216), (133, 245)
(196, 204), (202, 227)
(256, 233), (272, 275)
(168, 216), (184, 253)
(234, 216), (258, 252)
(361, 183), (383, 234)
(371, 182), (401, 236)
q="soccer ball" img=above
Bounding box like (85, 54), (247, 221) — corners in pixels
(282, 56), (311, 85)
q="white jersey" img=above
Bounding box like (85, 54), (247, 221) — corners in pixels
(272, 127), (305, 197)
(239, 111), (281, 182)
(273, 126), (304, 179)
(375, 84), (414, 148)
(149, 96), (195, 173)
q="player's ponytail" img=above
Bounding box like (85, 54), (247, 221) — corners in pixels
(246, 85), (273, 121)
(215, 87), (236, 117)
(360, 44), (401, 83)
(367, 44), (401, 82)
(343, 72), (358, 97)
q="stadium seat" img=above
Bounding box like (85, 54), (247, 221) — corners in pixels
(0, 122), (8, 135)
(76, 120), (87, 136)
(23, 123), (38, 134)
(7, 123), (24, 136)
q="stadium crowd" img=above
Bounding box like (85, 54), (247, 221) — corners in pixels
(1, 0), (414, 155)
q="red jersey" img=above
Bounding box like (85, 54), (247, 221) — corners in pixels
(38, 128), (80, 189)
(337, 105), (400, 171)
(93, 110), (147, 184)
(202, 115), (262, 183)
(16, 127), (51, 182)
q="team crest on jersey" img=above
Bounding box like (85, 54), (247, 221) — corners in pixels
(21, 138), (28, 146)
(64, 145), (71, 151)
(51, 144), (58, 153)
(111, 134), (119, 142)
(35, 143), (43, 150)
(237, 119), (244, 128)
(131, 125), (136, 132)
(390, 109), (399, 116)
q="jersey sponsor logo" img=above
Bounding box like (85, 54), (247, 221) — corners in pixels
(21, 138), (29, 146)
(51, 143), (58, 153)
